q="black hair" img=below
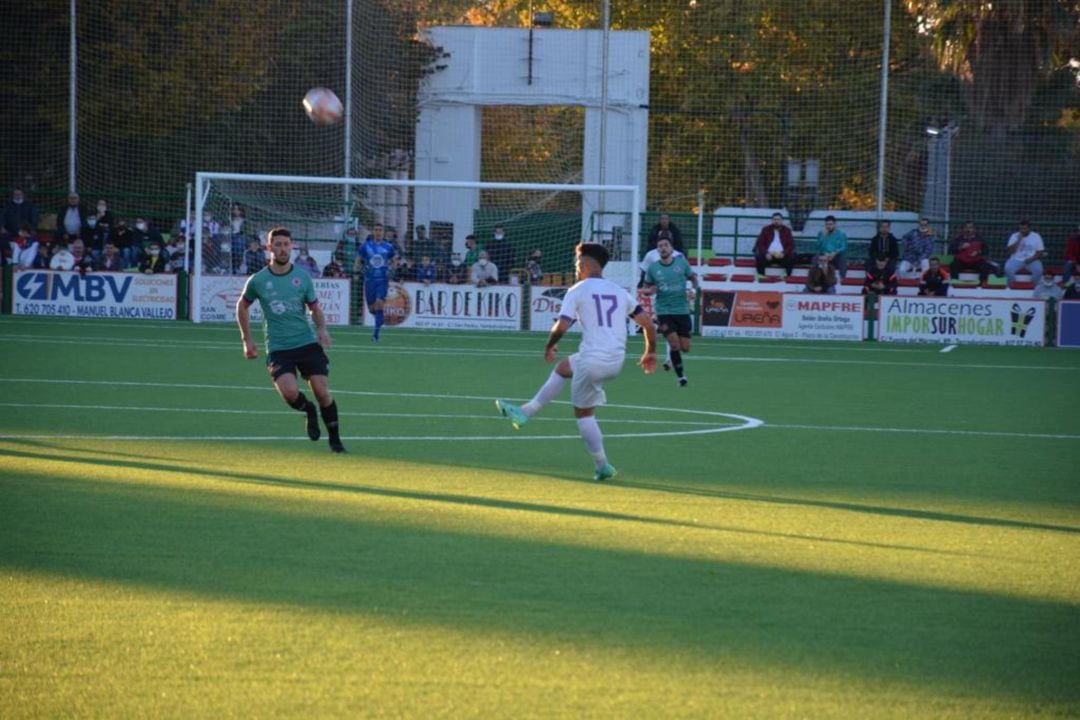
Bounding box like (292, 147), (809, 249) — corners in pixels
(576, 242), (609, 268)
(266, 226), (292, 244)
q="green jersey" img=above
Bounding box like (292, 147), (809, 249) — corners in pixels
(645, 256), (694, 315)
(242, 265), (318, 352)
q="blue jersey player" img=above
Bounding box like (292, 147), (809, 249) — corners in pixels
(357, 222), (396, 341)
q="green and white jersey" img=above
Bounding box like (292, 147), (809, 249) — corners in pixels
(241, 265), (317, 352)
(645, 256), (694, 315)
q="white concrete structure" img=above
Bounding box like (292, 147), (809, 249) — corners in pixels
(414, 26), (650, 252)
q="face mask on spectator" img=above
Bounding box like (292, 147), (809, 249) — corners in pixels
(87, 218), (97, 228)
(136, 222), (147, 232)
(97, 204), (107, 213)
(149, 248), (160, 256)
(13, 197), (24, 205)
(220, 242), (231, 252)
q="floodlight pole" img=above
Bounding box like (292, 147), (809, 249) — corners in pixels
(875, 0), (891, 216)
(69, 0), (77, 193)
(343, 0), (354, 211)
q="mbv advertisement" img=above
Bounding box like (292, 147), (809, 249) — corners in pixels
(363, 281), (522, 331)
(877, 297), (1046, 346)
(14, 269), (178, 319)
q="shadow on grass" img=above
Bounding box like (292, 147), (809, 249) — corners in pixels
(1, 467), (1078, 708)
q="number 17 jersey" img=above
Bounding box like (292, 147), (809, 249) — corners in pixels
(559, 277), (639, 364)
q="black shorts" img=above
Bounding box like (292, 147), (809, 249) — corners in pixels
(657, 314), (692, 338)
(267, 342), (329, 381)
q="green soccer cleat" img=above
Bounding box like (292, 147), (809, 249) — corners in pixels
(495, 399), (528, 430)
(594, 463), (618, 482)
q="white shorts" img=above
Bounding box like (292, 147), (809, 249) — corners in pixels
(568, 352), (624, 409)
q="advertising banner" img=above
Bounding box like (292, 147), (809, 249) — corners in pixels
(528, 285), (582, 333)
(363, 281), (522, 331)
(877, 296), (1045, 346)
(13, 269), (178, 319)
(197, 275), (350, 325)
(1055, 300), (1080, 348)
(700, 291), (864, 341)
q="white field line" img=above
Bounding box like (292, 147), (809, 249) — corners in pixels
(940, 344), (958, 353)
(764, 423), (1080, 441)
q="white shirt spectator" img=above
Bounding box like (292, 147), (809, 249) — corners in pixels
(559, 277), (638, 364)
(471, 253), (499, 286)
(1007, 230), (1044, 261)
(638, 247), (684, 273)
(50, 248), (75, 270)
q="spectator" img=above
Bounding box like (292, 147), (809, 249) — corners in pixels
(131, 217), (163, 263)
(50, 239), (76, 270)
(647, 213), (684, 253)
(471, 250), (498, 287)
(335, 227), (360, 272)
(446, 252), (467, 284)
(1062, 223), (1079, 288)
(98, 241), (126, 272)
(899, 217), (935, 276)
(229, 204), (247, 273)
(412, 224), (434, 259)
(294, 245), (321, 278)
(815, 215), (848, 278)
(948, 220), (996, 285)
(9, 223), (39, 269)
(139, 242), (167, 274)
(1004, 219), (1045, 287)
(70, 238), (94, 273)
(486, 226), (513, 280)
(415, 254), (437, 284)
(753, 212), (795, 277)
(322, 256), (347, 278)
(2, 188), (39, 242)
(33, 236), (58, 269)
(164, 234), (187, 272)
(433, 231), (452, 275)
(525, 248), (544, 284)
(56, 192), (89, 239)
(86, 199), (116, 256)
(863, 256), (898, 296)
(391, 255), (414, 282)
(1064, 279), (1080, 300)
(918, 257), (950, 297)
(111, 219), (138, 268)
(804, 254), (837, 294)
(1033, 273), (1064, 301)
(242, 237), (267, 274)
(463, 234), (481, 268)
(638, 230), (684, 287)
(867, 220), (900, 275)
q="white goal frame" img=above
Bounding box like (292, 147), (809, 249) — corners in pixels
(192, 172), (641, 324)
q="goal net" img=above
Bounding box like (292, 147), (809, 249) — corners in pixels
(191, 172), (640, 327)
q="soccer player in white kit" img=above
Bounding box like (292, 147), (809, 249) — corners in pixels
(497, 242), (657, 481)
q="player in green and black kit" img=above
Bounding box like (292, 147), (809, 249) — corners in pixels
(642, 236), (699, 387)
(237, 227), (346, 452)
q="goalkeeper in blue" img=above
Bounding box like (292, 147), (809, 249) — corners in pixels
(641, 235), (699, 386)
(496, 242), (657, 481)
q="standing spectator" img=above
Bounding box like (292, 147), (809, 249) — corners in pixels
(948, 220), (996, 285)
(138, 242), (168, 274)
(322, 256), (347, 278)
(229, 204), (247, 273)
(9, 224), (40, 269)
(164, 234), (187, 272)
(1062, 223), (1079, 287)
(486, 226), (513, 280)
(50, 239), (76, 270)
(242, 237), (267, 274)
(56, 192), (89, 240)
(85, 199), (115, 257)
(98, 241), (126, 272)
(415, 255), (437, 284)
(863, 256), (898, 296)
(868, 220), (900, 275)
(918, 257), (950, 296)
(647, 213), (684, 253)
(525, 248), (544, 284)
(753, 212), (795, 277)
(804, 254), (837, 294)
(471, 250), (499, 287)
(815, 215), (848, 278)
(1004, 219), (1045, 287)
(336, 227), (360, 272)
(294, 245), (321, 278)
(463, 234), (481, 268)
(432, 231), (452, 276)
(899, 217), (936, 276)
(2, 188), (39, 242)
(412, 224), (434, 259)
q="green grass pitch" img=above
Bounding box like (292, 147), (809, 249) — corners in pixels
(1, 315), (1078, 718)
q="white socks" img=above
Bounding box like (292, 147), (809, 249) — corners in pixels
(522, 371), (566, 417)
(576, 415), (606, 466)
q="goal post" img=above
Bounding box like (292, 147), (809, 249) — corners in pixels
(191, 172), (641, 325)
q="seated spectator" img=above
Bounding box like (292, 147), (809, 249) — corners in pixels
(33, 236), (57, 269)
(471, 250), (498, 287)
(899, 217), (935, 275)
(1033, 273), (1064, 301)
(111, 220), (136, 266)
(415, 255), (437, 284)
(463, 234), (481, 267)
(70, 238), (95, 273)
(139, 242), (168, 274)
(1063, 223), (1079, 288)
(322, 257), (347, 278)
(50, 240), (76, 270)
(242, 237), (266, 274)
(1064, 279), (1080, 300)
(1004, 219), (1045, 287)
(445, 252), (467, 284)
(863, 256), (898, 295)
(804, 255), (837, 294)
(164, 234), (187, 272)
(294, 245), (321, 277)
(9, 223), (40, 269)
(815, 215), (848, 278)
(918, 257), (950, 296)
(98, 241), (126, 272)
(525, 248), (544, 284)
(754, 212), (795, 277)
(131, 217), (163, 267)
(486, 226), (513, 276)
(85, 199), (115, 257)
(391, 255), (414, 282)
(948, 220), (996, 285)
(868, 220), (900, 275)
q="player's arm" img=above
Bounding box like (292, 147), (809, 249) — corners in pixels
(236, 296), (257, 359)
(544, 316), (573, 363)
(630, 306), (657, 374)
(309, 301), (332, 349)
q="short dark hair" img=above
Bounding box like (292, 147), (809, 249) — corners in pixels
(772, 212), (783, 219)
(576, 242), (609, 268)
(266, 226), (292, 244)
(1019, 219), (1031, 226)
(824, 215), (836, 223)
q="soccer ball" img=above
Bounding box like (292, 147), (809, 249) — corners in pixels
(303, 87), (343, 126)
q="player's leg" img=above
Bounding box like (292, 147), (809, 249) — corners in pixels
(307, 375), (345, 453)
(371, 279), (389, 341)
(497, 357), (572, 429)
(269, 352), (321, 441)
(671, 317), (692, 386)
(657, 317), (673, 371)
(570, 358), (619, 480)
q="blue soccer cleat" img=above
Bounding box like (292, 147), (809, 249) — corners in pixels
(594, 463), (618, 482)
(495, 399), (528, 430)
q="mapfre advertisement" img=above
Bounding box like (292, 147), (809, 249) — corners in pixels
(197, 275), (351, 325)
(700, 291), (864, 341)
(877, 296), (1046, 345)
(13, 269), (178, 319)
(363, 281), (522, 331)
